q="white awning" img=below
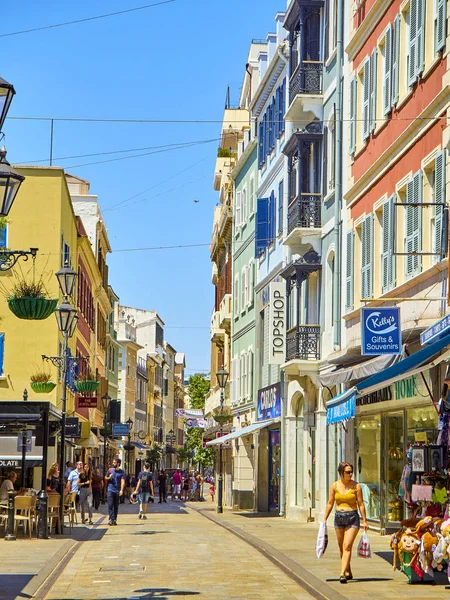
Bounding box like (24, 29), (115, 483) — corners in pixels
(75, 432), (100, 449)
(206, 419), (277, 446)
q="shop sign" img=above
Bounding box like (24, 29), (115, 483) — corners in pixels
(112, 423), (130, 436)
(420, 314), (450, 345)
(357, 376), (417, 406)
(78, 396), (97, 409)
(268, 281), (286, 365)
(16, 431), (32, 452)
(257, 383), (281, 421)
(361, 307), (401, 356)
(0, 460), (18, 467)
(65, 417), (81, 438)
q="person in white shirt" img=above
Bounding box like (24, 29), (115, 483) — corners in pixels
(0, 471), (17, 501)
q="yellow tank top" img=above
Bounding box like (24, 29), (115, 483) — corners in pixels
(335, 485), (358, 511)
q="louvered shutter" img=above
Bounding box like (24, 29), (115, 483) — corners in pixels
(241, 267), (246, 311)
(269, 190), (276, 243)
(383, 24), (392, 116)
(262, 113), (267, 163)
(436, 0), (447, 52)
(345, 230), (354, 311)
(255, 197), (269, 256)
(381, 196), (396, 292)
(361, 214), (373, 298)
(322, 126), (328, 195)
(349, 77), (357, 154)
(272, 97), (277, 146)
(235, 355), (241, 402)
(363, 59), (370, 140)
(324, 0), (330, 61)
(242, 188), (247, 225)
(235, 191), (242, 230)
(392, 15), (400, 106)
(231, 358), (237, 404)
(434, 150), (446, 260)
(278, 180), (284, 234)
(247, 349), (254, 400)
(234, 274), (239, 314)
(416, 0), (425, 76)
(409, 0), (418, 85)
(248, 260), (254, 307)
(405, 170), (423, 276)
(249, 177), (255, 215)
(370, 49), (377, 132)
(280, 79), (286, 135)
(274, 89), (279, 139)
(258, 122), (264, 167)
(240, 354), (246, 400)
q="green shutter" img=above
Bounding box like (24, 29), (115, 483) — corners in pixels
(405, 170), (423, 276)
(363, 59), (370, 140)
(434, 150), (446, 260)
(409, 0), (418, 86)
(416, 0), (425, 75)
(382, 195), (396, 292)
(345, 230), (354, 310)
(392, 15), (400, 106)
(349, 77), (357, 154)
(361, 214), (373, 298)
(383, 24), (392, 116)
(370, 48), (378, 132)
(436, 0), (446, 53)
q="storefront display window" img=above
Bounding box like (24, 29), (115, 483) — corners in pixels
(407, 406), (438, 445)
(356, 415), (381, 520)
(386, 412), (404, 523)
(269, 430), (280, 510)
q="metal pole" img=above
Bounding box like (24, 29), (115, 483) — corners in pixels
(58, 333), (69, 534)
(279, 369), (286, 517)
(38, 405), (49, 539)
(5, 490), (16, 541)
(20, 430), (26, 489)
(102, 413), (108, 504)
(217, 385), (224, 514)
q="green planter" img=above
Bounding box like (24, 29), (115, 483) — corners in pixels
(30, 381), (57, 394)
(213, 414), (233, 424)
(75, 380), (100, 393)
(8, 296), (58, 320)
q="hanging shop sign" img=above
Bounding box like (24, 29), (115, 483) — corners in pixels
(268, 281), (286, 365)
(185, 417), (206, 428)
(65, 417), (81, 438)
(16, 430), (32, 452)
(420, 314), (450, 345)
(257, 383), (281, 421)
(175, 408), (204, 418)
(361, 307), (401, 356)
(112, 423), (130, 436)
(77, 396), (98, 409)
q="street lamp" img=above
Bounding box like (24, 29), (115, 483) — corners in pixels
(216, 367), (229, 514)
(101, 393), (111, 503)
(125, 417), (134, 475)
(56, 263), (77, 298)
(0, 147), (25, 217)
(0, 77), (15, 134)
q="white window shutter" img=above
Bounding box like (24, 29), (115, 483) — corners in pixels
(370, 48), (377, 132)
(361, 214), (373, 298)
(236, 356), (241, 402)
(416, 0), (425, 76)
(345, 230), (354, 311)
(231, 358), (237, 404)
(241, 267), (246, 311)
(249, 177), (255, 215)
(434, 150), (446, 260)
(363, 59), (370, 140)
(405, 170), (423, 276)
(392, 15), (400, 106)
(234, 274), (239, 315)
(248, 260), (254, 307)
(242, 188), (247, 225)
(383, 24), (392, 116)
(436, 0), (447, 53)
(350, 77), (357, 154)
(236, 191), (242, 229)
(247, 349), (253, 399)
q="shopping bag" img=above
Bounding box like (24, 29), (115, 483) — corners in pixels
(357, 532), (371, 558)
(316, 522), (328, 558)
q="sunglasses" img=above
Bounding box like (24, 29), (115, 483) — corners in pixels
(344, 470), (353, 474)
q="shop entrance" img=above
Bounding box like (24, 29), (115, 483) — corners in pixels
(268, 429), (280, 511)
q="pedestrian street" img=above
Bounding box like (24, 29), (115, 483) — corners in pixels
(43, 500), (313, 600)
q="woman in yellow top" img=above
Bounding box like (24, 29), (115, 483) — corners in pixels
(323, 461), (368, 583)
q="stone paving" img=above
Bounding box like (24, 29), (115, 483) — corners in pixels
(43, 500), (314, 600)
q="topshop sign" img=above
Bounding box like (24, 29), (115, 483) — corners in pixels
(268, 281), (286, 365)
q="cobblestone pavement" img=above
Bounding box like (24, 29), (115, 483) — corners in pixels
(43, 500), (314, 600)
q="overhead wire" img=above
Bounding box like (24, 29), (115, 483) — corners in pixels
(0, 1), (176, 38)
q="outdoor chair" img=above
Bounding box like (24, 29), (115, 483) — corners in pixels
(47, 494), (61, 534)
(63, 492), (77, 529)
(14, 495), (33, 538)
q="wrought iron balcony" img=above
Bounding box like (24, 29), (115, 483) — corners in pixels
(287, 193), (321, 233)
(289, 61), (323, 104)
(286, 325), (320, 361)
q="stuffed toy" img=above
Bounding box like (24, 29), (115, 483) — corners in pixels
(391, 528), (420, 571)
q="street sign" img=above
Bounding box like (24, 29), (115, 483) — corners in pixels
(112, 423), (130, 436)
(420, 314), (450, 345)
(77, 396), (98, 409)
(65, 417), (81, 438)
(361, 307), (401, 356)
(16, 431), (32, 452)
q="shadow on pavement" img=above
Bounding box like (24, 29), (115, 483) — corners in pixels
(375, 551), (449, 586)
(47, 587), (201, 599)
(0, 574), (34, 599)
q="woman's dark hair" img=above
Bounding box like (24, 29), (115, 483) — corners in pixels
(338, 462), (353, 476)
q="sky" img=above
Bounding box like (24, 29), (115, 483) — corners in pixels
(2, 0), (283, 374)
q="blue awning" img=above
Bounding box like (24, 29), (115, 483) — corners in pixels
(326, 388), (357, 425)
(130, 441), (147, 450)
(355, 332), (450, 395)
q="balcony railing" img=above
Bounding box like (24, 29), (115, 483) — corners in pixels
(287, 193), (321, 233)
(289, 61), (323, 104)
(286, 325), (320, 361)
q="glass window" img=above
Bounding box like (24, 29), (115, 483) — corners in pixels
(355, 415), (381, 520)
(407, 405), (438, 445)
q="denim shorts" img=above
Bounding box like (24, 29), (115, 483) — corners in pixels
(138, 492), (150, 504)
(334, 510), (360, 530)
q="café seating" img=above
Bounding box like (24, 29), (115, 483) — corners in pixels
(63, 492), (77, 529)
(48, 494), (61, 533)
(14, 496), (33, 538)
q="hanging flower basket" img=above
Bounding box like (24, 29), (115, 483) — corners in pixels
(8, 296), (58, 320)
(75, 380), (100, 393)
(30, 381), (57, 394)
(213, 414), (233, 424)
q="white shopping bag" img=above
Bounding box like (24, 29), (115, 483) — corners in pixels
(357, 531), (371, 558)
(316, 522), (328, 558)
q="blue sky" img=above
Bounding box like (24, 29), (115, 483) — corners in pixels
(2, 0), (282, 374)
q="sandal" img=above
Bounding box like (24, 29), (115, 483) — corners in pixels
(339, 575), (348, 584)
(345, 570), (353, 580)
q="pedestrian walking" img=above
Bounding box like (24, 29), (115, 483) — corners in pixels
(172, 468), (182, 501)
(105, 458), (125, 525)
(157, 469), (167, 503)
(182, 473), (190, 501)
(91, 468), (103, 510)
(209, 480), (215, 502)
(134, 462), (154, 519)
(66, 461), (84, 506)
(78, 463), (94, 525)
(323, 462), (368, 584)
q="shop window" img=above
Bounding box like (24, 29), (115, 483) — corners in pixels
(407, 406), (438, 444)
(355, 415), (381, 520)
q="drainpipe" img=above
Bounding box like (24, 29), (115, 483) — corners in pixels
(333, 0), (344, 350)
